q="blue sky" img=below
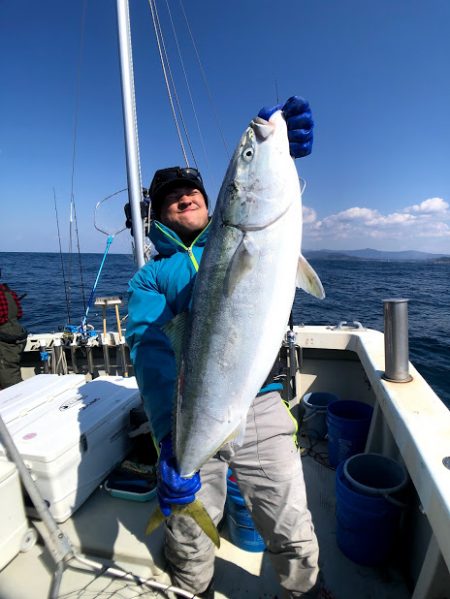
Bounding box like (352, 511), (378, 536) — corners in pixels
(1, 0), (450, 255)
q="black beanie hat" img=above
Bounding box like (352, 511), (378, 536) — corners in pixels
(149, 166), (208, 219)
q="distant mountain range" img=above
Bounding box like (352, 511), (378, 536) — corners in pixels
(303, 248), (450, 262)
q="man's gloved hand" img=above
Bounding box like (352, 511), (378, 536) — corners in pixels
(258, 96), (314, 158)
(156, 435), (201, 517)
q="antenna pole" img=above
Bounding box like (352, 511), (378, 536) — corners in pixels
(116, 0), (145, 268)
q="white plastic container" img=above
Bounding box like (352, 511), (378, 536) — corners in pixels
(0, 374), (85, 426)
(0, 375), (142, 522)
(0, 461), (28, 569)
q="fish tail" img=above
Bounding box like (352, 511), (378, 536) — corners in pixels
(145, 505), (166, 536)
(145, 499), (220, 548)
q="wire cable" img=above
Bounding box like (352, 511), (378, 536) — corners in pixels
(163, 0), (208, 172)
(148, 0), (189, 165)
(152, 0), (198, 168)
(178, 0), (230, 160)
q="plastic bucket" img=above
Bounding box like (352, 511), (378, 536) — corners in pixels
(301, 392), (339, 439)
(326, 400), (373, 467)
(226, 473), (265, 552)
(335, 455), (407, 566)
(344, 453), (408, 496)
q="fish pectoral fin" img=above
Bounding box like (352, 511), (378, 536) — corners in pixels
(162, 312), (188, 367)
(230, 418), (247, 449)
(224, 235), (258, 297)
(296, 255), (326, 299)
(145, 500), (220, 548)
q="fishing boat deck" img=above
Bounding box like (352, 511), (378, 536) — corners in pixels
(2, 325), (450, 598)
(302, 443), (410, 599)
(0, 444), (411, 599)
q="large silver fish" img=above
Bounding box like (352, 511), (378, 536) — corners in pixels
(171, 110), (325, 478)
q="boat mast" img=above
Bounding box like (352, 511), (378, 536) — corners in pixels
(116, 0), (145, 268)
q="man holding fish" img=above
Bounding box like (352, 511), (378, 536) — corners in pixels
(126, 96), (326, 598)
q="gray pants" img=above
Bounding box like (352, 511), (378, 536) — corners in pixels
(165, 391), (320, 597)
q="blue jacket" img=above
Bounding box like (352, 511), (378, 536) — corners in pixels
(126, 219), (283, 445)
(126, 220), (211, 444)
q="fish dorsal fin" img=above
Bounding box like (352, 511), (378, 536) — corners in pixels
(162, 311), (188, 369)
(224, 234), (258, 297)
(296, 254), (326, 299)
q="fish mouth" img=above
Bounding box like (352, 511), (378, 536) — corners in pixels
(251, 116), (275, 140)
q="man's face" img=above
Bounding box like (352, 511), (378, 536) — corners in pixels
(160, 186), (209, 242)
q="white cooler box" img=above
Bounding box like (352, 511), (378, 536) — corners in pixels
(0, 374), (85, 424)
(0, 375), (142, 522)
(0, 461), (29, 569)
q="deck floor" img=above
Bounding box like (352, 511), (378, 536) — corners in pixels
(0, 439), (412, 599)
(300, 436), (411, 599)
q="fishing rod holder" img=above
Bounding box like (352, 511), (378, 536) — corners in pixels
(383, 298), (413, 383)
(281, 324), (302, 403)
(95, 296), (124, 335)
(94, 296), (129, 377)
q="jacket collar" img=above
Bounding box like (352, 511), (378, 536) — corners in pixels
(149, 219), (211, 256)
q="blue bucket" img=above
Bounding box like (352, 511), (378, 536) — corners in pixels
(226, 474), (265, 552)
(336, 455), (407, 566)
(326, 400), (373, 467)
(301, 392), (339, 439)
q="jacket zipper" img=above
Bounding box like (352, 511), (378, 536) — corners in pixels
(155, 221), (211, 272)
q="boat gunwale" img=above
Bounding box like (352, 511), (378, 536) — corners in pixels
(294, 324), (450, 574)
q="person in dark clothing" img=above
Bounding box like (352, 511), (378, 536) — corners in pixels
(0, 270), (27, 389)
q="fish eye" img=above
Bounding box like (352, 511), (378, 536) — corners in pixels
(242, 145), (254, 162)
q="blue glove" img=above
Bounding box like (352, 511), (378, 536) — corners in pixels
(258, 96), (314, 158)
(156, 435), (201, 517)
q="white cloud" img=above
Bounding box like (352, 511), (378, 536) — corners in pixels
(407, 197), (448, 214)
(302, 205), (317, 224)
(303, 197), (450, 247)
(336, 207), (378, 222)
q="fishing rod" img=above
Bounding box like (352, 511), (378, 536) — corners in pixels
(286, 310), (299, 401)
(68, 0), (89, 317)
(53, 188), (71, 325)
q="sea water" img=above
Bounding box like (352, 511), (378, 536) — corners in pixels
(1, 252), (448, 408)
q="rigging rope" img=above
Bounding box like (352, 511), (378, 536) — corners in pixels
(148, 0), (190, 166)
(164, 0), (209, 172)
(152, 0), (198, 168)
(178, 0), (230, 160)
(147, 0), (231, 195)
